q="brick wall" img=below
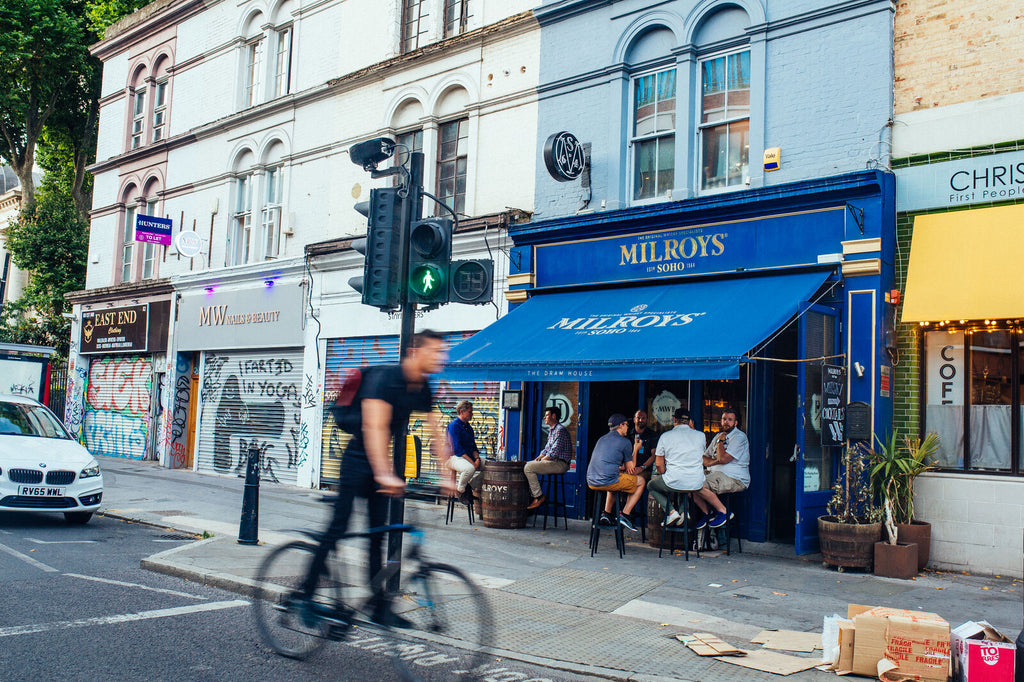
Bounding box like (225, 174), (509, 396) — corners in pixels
(894, 0), (1024, 115)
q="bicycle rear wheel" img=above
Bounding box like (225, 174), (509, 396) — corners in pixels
(391, 563), (494, 681)
(252, 540), (339, 659)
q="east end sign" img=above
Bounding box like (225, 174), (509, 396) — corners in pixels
(176, 283), (303, 351)
(533, 207), (845, 289)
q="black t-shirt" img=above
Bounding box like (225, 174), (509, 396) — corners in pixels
(346, 364), (433, 458)
(634, 427), (659, 462)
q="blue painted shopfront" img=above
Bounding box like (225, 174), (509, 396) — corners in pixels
(445, 171), (896, 553)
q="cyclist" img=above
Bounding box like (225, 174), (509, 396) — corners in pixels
(300, 329), (455, 627)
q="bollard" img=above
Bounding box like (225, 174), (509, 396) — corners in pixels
(238, 445), (260, 545)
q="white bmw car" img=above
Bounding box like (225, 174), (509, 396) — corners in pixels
(0, 395), (103, 524)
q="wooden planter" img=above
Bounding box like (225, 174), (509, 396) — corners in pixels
(818, 516), (882, 570)
(896, 520), (931, 571)
(874, 542), (919, 579)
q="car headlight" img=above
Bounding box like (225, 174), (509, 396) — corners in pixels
(80, 461), (101, 479)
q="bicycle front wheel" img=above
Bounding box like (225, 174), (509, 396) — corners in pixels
(252, 540), (338, 659)
(393, 563), (494, 681)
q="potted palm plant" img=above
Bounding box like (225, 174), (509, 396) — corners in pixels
(870, 432), (940, 575)
(818, 443), (883, 571)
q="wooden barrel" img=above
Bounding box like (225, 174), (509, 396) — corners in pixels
(481, 461), (530, 529)
(647, 495), (665, 548)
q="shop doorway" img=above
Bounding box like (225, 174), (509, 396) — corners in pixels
(769, 324), (799, 542)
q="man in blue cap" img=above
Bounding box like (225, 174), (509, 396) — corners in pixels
(586, 413), (645, 531)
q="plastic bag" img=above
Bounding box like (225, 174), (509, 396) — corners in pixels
(821, 613), (845, 665)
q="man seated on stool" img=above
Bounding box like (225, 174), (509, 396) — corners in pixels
(692, 407), (749, 529)
(446, 400), (483, 506)
(648, 406), (721, 527)
(525, 406), (574, 510)
(632, 409), (660, 481)
(586, 413), (645, 532)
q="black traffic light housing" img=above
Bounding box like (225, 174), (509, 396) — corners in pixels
(449, 259), (494, 305)
(349, 187), (404, 310)
(407, 217), (452, 305)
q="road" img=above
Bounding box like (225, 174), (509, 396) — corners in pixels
(0, 512), (587, 682)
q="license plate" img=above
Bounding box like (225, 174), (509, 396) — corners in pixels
(19, 486), (65, 497)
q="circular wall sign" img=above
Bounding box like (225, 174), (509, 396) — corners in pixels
(543, 131), (586, 182)
(175, 230), (203, 258)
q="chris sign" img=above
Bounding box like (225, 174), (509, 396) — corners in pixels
(896, 149), (1024, 211)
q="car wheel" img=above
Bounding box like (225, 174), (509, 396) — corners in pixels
(64, 512), (93, 525)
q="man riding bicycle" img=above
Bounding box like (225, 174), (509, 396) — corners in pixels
(300, 329), (455, 627)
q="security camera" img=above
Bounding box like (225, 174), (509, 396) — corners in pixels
(349, 137), (396, 171)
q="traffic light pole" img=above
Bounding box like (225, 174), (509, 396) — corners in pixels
(387, 151), (424, 594)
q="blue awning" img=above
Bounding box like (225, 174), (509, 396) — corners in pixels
(442, 270), (831, 381)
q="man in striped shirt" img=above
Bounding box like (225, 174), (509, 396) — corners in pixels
(525, 406), (574, 509)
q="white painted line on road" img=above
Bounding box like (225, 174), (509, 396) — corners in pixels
(0, 599), (249, 638)
(0, 541), (59, 573)
(63, 573), (209, 601)
(26, 538), (97, 545)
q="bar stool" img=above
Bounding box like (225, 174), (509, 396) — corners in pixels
(589, 491), (624, 558)
(659, 490), (701, 560)
(717, 491), (744, 555)
(445, 492), (474, 526)
(532, 473), (568, 530)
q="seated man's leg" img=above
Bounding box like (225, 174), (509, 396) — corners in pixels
(705, 471), (747, 495)
(448, 456), (475, 493)
(523, 460), (543, 499)
(620, 475), (645, 516)
(648, 474), (673, 513)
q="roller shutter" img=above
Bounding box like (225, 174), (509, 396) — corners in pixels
(320, 333), (500, 490)
(82, 355), (153, 460)
(196, 348), (304, 486)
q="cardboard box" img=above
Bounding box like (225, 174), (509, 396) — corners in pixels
(849, 605), (950, 681)
(837, 622), (856, 673)
(951, 621), (1015, 682)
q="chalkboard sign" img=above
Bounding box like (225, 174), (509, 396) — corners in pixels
(821, 364), (847, 446)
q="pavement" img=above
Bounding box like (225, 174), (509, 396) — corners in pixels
(98, 455), (1023, 682)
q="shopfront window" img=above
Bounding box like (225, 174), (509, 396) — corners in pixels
(644, 381), (689, 435)
(541, 381), (578, 467)
(924, 327), (1021, 474)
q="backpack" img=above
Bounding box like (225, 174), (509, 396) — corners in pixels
(329, 365), (388, 434)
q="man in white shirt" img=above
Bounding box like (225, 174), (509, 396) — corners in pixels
(693, 407), (749, 529)
(649, 406), (728, 528)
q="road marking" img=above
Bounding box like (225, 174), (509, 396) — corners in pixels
(63, 573), (208, 600)
(26, 538), (98, 545)
(0, 541), (59, 573)
(0, 600), (249, 638)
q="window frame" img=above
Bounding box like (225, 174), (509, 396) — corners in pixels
(228, 173), (254, 265)
(261, 166), (284, 260)
(141, 199), (159, 280)
(402, 0), (427, 53)
(920, 325), (1024, 476)
(152, 79), (168, 142)
(436, 118), (468, 217)
(131, 87), (146, 149)
(243, 37), (264, 108)
(629, 66), (677, 203)
(443, 0), (469, 38)
(273, 26), (292, 98)
(697, 48), (751, 194)
(121, 202), (137, 283)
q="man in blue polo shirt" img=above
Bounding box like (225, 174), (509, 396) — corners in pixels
(446, 400), (483, 505)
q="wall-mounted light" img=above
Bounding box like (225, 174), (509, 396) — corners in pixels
(205, 286), (215, 294)
(264, 278), (275, 287)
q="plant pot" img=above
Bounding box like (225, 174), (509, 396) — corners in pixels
(896, 520), (931, 571)
(818, 516), (883, 570)
(874, 541), (919, 579)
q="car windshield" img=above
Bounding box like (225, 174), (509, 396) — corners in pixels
(0, 402), (71, 439)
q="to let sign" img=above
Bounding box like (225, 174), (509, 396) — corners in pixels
(81, 304), (150, 353)
(821, 364), (847, 446)
(135, 214), (173, 245)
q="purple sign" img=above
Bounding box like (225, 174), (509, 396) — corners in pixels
(135, 214), (173, 245)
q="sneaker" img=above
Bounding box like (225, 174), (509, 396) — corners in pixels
(695, 513), (710, 530)
(709, 511), (728, 528)
(618, 513), (639, 532)
(664, 509), (682, 527)
(598, 513), (614, 527)
(457, 489), (471, 506)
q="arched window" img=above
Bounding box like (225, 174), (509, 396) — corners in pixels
(261, 141), (286, 259)
(228, 149), (256, 265)
(118, 184), (138, 283)
(435, 86), (470, 216)
(626, 27), (678, 202)
(152, 56), (171, 142)
(140, 178), (162, 279)
(129, 68), (148, 150)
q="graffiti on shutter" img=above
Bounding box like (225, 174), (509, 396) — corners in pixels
(83, 356), (152, 459)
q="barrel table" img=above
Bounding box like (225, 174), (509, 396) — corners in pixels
(481, 461), (531, 529)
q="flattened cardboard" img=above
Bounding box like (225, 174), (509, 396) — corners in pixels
(837, 623), (856, 673)
(850, 606), (950, 681)
(684, 632), (746, 657)
(714, 649), (821, 675)
(751, 629), (822, 653)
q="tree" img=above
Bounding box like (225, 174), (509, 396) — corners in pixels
(0, 0), (93, 205)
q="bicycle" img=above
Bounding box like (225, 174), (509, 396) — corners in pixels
(251, 514), (494, 681)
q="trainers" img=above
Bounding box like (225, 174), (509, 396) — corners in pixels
(695, 513), (710, 530)
(618, 513), (639, 532)
(709, 511), (728, 528)
(598, 513), (614, 527)
(664, 509), (681, 527)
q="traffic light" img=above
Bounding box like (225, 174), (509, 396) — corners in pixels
(449, 259), (494, 305)
(348, 187), (403, 310)
(407, 217), (452, 305)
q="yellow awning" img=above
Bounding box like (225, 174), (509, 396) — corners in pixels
(902, 204), (1024, 322)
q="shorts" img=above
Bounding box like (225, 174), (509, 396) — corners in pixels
(589, 473), (640, 493)
(704, 471), (747, 495)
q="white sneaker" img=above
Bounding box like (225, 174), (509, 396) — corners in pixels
(664, 509), (681, 527)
